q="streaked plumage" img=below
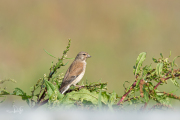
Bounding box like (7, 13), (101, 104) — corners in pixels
(59, 51), (91, 94)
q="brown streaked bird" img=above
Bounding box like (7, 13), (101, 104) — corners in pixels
(59, 51), (91, 94)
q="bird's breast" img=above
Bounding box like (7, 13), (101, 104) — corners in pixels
(72, 61), (86, 86)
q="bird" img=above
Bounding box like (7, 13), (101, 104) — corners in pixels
(59, 51), (91, 94)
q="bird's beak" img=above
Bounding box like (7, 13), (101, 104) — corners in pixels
(87, 54), (91, 58)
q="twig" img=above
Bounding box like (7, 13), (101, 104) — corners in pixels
(157, 91), (180, 100)
(117, 80), (138, 105)
(33, 99), (49, 109)
(154, 71), (180, 89)
(37, 71), (54, 104)
(154, 71), (171, 89)
(37, 78), (45, 102)
(124, 96), (140, 102)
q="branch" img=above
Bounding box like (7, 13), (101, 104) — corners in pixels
(37, 71), (54, 104)
(157, 91), (180, 100)
(124, 96), (140, 102)
(33, 99), (49, 109)
(117, 80), (138, 105)
(154, 71), (180, 89)
(66, 82), (108, 93)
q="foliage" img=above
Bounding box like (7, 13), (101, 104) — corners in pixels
(0, 40), (180, 111)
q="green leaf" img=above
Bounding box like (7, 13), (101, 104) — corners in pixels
(0, 96), (6, 103)
(63, 89), (107, 105)
(169, 89), (178, 94)
(135, 78), (142, 88)
(44, 49), (57, 59)
(101, 91), (109, 104)
(133, 52), (147, 76)
(142, 64), (152, 78)
(171, 56), (180, 68)
(160, 53), (163, 58)
(13, 88), (25, 95)
(170, 79), (180, 87)
(44, 80), (64, 100)
(152, 58), (158, 63)
(63, 61), (69, 66)
(11, 88), (31, 105)
(107, 91), (116, 111)
(109, 91), (116, 105)
(156, 95), (170, 105)
(169, 51), (171, 58)
(129, 100), (132, 105)
(59, 94), (76, 107)
(156, 63), (163, 76)
(98, 90), (102, 109)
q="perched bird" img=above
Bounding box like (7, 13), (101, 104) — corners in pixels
(59, 51), (91, 94)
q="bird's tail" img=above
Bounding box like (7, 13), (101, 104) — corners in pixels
(59, 85), (70, 94)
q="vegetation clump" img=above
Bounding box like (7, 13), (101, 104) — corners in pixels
(1, 39), (180, 111)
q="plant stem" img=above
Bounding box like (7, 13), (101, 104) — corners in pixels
(154, 71), (180, 89)
(117, 80), (138, 105)
(124, 96), (140, 102)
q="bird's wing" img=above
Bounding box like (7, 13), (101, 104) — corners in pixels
(59, 61), (84, 93)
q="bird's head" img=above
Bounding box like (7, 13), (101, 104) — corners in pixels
(75, 51), (91, 61)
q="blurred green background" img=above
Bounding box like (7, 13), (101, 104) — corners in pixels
(1, 0), (180, 106)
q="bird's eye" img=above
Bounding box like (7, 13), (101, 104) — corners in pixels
(83, 54), (86, 55)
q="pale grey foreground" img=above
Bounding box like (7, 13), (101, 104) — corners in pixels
(1, 106), (180, 120)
